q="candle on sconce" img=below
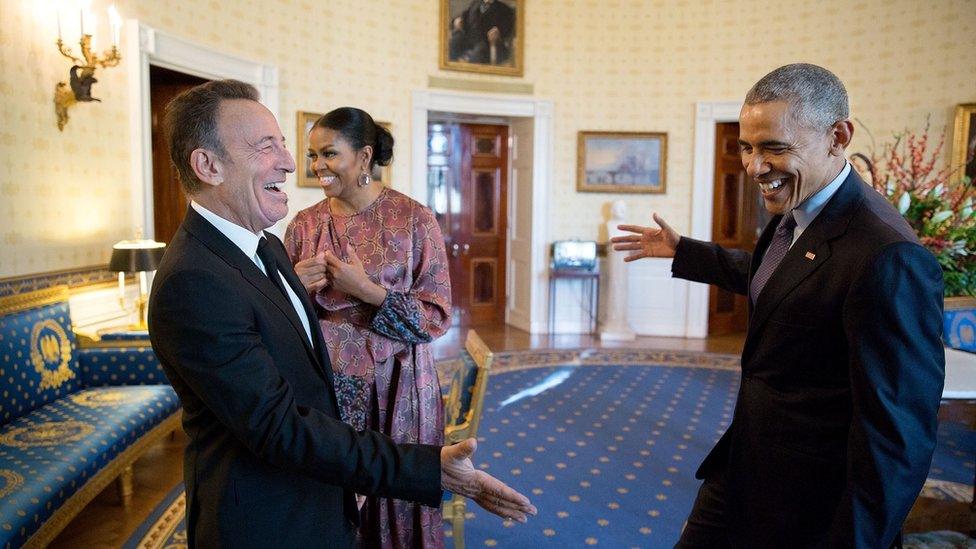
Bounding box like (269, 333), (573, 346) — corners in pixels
(88, 16), (97, 50)
(108, 5), (121, 48)
(57, 8), (62, 41)
(118, 271), (125, 300)
(79, 0), (91, 36)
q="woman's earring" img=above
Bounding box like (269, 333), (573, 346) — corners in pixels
(358, 170), (371, 188)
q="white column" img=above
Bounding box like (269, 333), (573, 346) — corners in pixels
(601, 200), (635, 341)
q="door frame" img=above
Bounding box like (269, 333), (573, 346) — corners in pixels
(411, 90), (554, 334)
(688, 101), (744, 337)
(123, 20), (280, 240)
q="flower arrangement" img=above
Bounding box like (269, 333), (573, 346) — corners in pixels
(853, 119), (976, 297)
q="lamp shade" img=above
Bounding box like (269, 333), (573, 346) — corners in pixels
(109, 239), (166, 273)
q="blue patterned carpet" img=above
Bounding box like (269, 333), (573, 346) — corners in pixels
(454, 362), (739, 547)
(125, 350), (975, 548)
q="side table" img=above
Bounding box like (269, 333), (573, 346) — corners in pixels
(548, 269), (600, 334)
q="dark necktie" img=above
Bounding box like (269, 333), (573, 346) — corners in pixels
(257, 237), (289, 299)
(750, 212), (797, 304)
(258, 237), (317, 350)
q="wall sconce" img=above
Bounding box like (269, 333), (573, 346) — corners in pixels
(109, 238), (165, 330)
(54, 2), (123, 131)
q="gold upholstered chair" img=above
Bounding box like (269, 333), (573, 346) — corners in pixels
(442, 329), (494, 549)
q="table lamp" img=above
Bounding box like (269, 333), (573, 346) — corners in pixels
(109, 239), (165, 330)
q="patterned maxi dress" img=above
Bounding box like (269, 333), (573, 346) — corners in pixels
(284, 187), (452, 548)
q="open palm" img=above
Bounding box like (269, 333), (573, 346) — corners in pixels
(441, 438), (536, 522)
(610, 212), (680, 262)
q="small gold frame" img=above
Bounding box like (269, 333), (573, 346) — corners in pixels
(371, 121), (394, 187)
(951, 103), (976, 183)
(577, 131), (668, 194)
(296, 111), (324, 188)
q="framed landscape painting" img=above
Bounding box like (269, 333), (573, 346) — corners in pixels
(440, 0), (524, 77)
(577, 131), (667, 194)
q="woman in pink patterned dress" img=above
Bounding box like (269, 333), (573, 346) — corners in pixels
(284, 107), (451, 548)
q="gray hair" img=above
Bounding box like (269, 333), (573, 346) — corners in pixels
(744, 63), (849, 130)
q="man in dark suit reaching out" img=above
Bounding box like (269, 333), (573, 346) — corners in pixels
(148, 79), (535, 548)
(612, 64), (944, 547)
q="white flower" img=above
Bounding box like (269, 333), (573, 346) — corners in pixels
(897, 192), (911, 215)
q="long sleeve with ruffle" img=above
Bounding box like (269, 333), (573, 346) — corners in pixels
(369, 205), (452, 344)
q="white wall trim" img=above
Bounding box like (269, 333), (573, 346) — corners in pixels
(411, 90), (554, 333)
(686, 101), (743, 337)
(627, 258), (687, 337)
(124, 20), (280, 239)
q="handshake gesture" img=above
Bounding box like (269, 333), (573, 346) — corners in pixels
(442, 438), (537, 522)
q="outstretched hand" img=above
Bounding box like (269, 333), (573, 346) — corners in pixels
(610, 212), (681, 261)
(441, 438), (537, 523)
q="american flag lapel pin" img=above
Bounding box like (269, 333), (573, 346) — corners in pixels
(804, 251), (816, 260)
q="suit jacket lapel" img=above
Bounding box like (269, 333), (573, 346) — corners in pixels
(264, 232), (340, 393)
(743, 171), (866, 360)
(182, 209), (324, 372)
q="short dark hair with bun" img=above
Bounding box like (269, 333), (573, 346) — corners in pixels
(314, 107), (393, 168)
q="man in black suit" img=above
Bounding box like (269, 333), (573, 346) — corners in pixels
(612, 64), (944, 547)
(148, 80), (534, 547)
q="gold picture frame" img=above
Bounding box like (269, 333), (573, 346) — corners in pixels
(440, 0), (524, 77)
(951, 103), (976, 183)
(371, 121), (393, 187)
(297, 111), (322, 188)
(296, 113), (393, 188)
(577, 131), (667, 194)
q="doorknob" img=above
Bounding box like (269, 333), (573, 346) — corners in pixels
(451, 243), (460, 257)
(462, 243), (470, 255)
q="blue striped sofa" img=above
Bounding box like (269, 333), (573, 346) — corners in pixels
(0, 285), (180, 548)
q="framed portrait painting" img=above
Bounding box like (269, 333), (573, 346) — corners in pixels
(297, 111), (322, 188)
(371, 121), (393, 186)
(952, 103), (976, 184)
(440, 0), (524, 77)
(577, 131), (668, 194)
(296, 113), (393, 188)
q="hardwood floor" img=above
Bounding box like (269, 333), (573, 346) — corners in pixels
(51, 323), (742, 547)
(431, 324), (746, 360)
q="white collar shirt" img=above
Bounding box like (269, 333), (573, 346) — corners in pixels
(788, 161), (851, 247)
